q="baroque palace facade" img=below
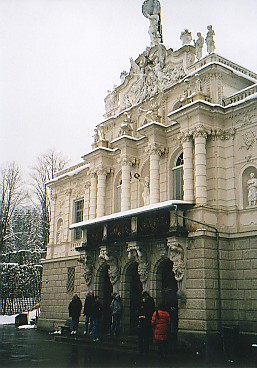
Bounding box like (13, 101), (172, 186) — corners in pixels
(38, 0), (257, 349)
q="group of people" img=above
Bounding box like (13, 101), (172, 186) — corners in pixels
(68, 291), (122, 342)
(68, 288), (178, 359)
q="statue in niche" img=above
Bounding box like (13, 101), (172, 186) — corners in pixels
(142, 175), (150, 205)
(119, 112), (133, 136)
(247, 172), (257, 206)
(142, 0), (163, 46)
(56, 219), (64, 244)
(205, 25), (215, 54)
(194, 74), (202, 93)
(194, 32), (204, 60)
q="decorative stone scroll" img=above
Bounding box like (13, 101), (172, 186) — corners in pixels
(167, 238), (185, 288)
(99, 246), (120, 286)
(78, 253), (93, 286)
(127, 243), (149, 287)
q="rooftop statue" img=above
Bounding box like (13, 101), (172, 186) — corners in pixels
(205, 25), (215, 54)
(194, 32), (204, 61)
(142, 0), (163, 46)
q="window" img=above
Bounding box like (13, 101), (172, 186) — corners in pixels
(74, 199), (84, 240)
(173, 153), (184, 200)
(66, 267), (75, 293)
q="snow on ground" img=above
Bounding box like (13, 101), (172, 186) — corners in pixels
(0, 309), (39, 327)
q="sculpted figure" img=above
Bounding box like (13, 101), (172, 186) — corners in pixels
(142, 176), (150, 205)
(247, 172), (257, 206)
(205, 25), (215, 54)
(142, 0), (162, 46)
(194, 32), (204, 60)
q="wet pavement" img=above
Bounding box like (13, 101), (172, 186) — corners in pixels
(0, 325), (256, 368)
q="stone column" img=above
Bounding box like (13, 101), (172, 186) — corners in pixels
(97, 167), (107, 217)
(121, 157), (131, 211)
(89, 171), (97, 219)
(179, 130), (194, 202)
(193, 125), (208, 205)
(147, 144), (165, 204)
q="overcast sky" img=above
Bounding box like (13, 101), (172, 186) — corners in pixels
(1, 0), (257, 175)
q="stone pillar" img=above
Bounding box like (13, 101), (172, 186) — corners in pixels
(147, 144), (165, 204)
(193, 125), (208, 205)
(121, 157), (131, 211)
(89, 171), (97, 219)
(97, 167), (107, 217)
(179, 130), (194, 202)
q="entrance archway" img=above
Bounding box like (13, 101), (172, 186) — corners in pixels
(156, 258), (178, 338)
(97, 264), (113, 333)
(125, 262), (142, 335)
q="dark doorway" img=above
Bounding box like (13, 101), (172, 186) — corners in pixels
(157, 258), (178, 344)
(98, 265), (113, 333)
(128, 262), (142, 335)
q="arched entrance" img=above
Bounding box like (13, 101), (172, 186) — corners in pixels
(97, 264), (113, 333)
(125, 262), (143, 335)
(156, 258), (178, 341)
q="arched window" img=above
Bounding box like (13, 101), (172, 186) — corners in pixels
(173, 153), (184, 200)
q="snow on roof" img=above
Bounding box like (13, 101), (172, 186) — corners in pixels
(183, 61), (257, 84)
(110, 135), (143, 144)
(47, 163), (89, 184)
(225, 92), (257, 108)
(137, 121), (166, 132)
(70, 199), (193, 229)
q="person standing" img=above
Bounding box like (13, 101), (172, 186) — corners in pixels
(83, 290), (95, 335)
(91, 296), (103, 342)
(151, 304), (170, 359)
(137, 291), (155, 356)
(68, 294), (82, 335)
(110, 293), (122, 337)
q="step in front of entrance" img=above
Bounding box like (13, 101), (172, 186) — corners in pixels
(54, 334), (159, 355)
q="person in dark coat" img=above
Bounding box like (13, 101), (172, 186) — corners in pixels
(83, 290), (95, 335)
(137, 291), (155, 356)
(151, 303), (170, 359)
(68, 294), (82, 335)
(163, 286), (178, 353)
(110, 293), (122, 337)
(91, 296), (103, 341)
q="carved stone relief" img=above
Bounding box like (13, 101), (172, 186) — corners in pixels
(78, 253), (93, 286)
(167, 238), (185, 289)
(99, 246), (120, 287)
(127, 243), (149, 289)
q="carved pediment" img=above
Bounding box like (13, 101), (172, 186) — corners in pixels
(104, 44), (186, 118)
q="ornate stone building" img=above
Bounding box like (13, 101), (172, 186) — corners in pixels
(38, 0), (257, 350)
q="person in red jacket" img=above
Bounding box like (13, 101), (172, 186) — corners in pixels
(151, 304), (170, 359)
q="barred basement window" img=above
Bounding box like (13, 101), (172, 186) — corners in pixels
(66, 267), (75, 293)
